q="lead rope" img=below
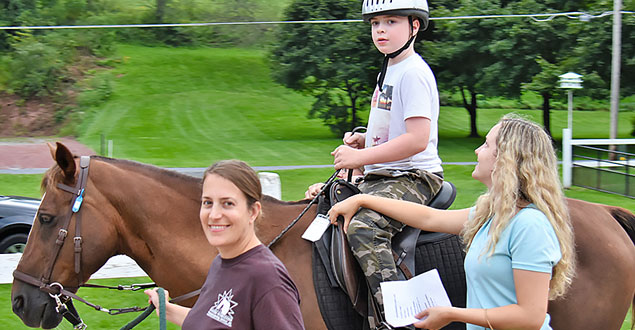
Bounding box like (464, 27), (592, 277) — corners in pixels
(120, 288), (166, 330)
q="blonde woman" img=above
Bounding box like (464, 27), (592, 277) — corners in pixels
(328, 114), (575, 330)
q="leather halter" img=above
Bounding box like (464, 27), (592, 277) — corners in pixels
(13, 156), (90, 298)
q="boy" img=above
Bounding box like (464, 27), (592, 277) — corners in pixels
(330, 0), (443, 325)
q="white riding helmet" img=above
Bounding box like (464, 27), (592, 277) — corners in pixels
(361, 0), (429, 30)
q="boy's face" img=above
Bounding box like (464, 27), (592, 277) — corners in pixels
(370, 15), (418, 55)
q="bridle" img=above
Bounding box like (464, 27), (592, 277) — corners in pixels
(13, 156), (92, 329)
(12, 156), (197, 330)
(12, 156), (149, 329)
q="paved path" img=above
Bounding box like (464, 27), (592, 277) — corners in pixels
(0, 138), (95, 170)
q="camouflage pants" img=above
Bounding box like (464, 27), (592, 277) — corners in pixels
(346, 169), (442, 312)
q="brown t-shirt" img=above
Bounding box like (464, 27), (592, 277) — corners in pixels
(181, 244), (305, 330)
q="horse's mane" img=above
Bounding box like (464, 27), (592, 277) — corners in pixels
(42, 155), (313, 205)
(262, 194), (311, 205)
(41, 155), (201, 192)
(91, 156), (202, 183)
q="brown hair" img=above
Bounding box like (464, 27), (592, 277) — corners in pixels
(203, 160), (262, 207)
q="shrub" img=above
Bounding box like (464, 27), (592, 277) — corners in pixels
(8, 38), (65, 97)
(77, 73), (113, 108)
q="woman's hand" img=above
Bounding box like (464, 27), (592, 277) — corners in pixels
(305, 182), (325, 199)
(327, 195), (364, 234)
(413, 306), (454, 329)
(144, 288), (171, 317)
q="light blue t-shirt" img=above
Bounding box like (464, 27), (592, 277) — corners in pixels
(464, 205), (561, 330)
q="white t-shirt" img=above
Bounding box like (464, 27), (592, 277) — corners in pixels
(364, 53), (442, 174)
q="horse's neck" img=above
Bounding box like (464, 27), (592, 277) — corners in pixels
(258, 197), (315, 248)
(93, 160), (213, 293)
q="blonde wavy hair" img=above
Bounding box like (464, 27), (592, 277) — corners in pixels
(461, 114), (575, 300)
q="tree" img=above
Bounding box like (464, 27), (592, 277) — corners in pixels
(484, 0), (574, 136)
(426, 0), (627, 137)
(271, 0), (380, 135)
(423, 0), (514, 137)
(572, 3), (635, 97)
(156, 0), (169, 23)
(522, 57), (563, 136)
(0, 0), (38, 51)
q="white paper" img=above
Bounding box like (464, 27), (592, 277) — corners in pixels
(301, 214), (331, 242)
(380, 268), (452, 327)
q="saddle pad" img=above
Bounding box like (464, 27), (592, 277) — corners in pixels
(415, 234), (467, 330)
(313, 233), (468, 330)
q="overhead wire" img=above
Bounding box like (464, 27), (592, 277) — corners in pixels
(0, 11), (632, 30)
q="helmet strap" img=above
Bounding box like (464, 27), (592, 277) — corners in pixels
(377, 34), (415, 92)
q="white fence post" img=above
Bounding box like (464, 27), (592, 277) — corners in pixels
(107, 140), (113, 158)
(562, 128), (572, 188)
(259, 172), (281, 200)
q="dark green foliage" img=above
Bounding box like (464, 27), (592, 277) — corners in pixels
(0, 0), (38, 51)
(1, 0), (116, 97)
(7, 37), (64, 97)
(77, 73), (112, 108)
(271, 0), (383, 135)
(572, 7), (635, 97)
(422, 0), (634, 137)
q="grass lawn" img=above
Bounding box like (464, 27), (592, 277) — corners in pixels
(71, 45), (634, 167)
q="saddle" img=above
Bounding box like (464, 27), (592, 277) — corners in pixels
(313, 179), (457, 324)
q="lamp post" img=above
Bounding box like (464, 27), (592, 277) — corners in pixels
(558, 72), (583, 189)
(558, 72), (583, 132)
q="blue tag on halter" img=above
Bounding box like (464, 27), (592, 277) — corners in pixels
(72, 189), (84, 213)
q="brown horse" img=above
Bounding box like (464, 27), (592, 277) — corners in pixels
(11, 143), (635, 330)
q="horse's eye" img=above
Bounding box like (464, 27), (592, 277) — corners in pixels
(39, 214), (54, 224)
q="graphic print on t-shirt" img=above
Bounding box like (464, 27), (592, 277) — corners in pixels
(206, 289), (238, 327)
(371, 84), (393, 111)
(369, 85), (393, 147)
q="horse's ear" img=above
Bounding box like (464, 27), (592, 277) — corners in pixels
(55, 142), (76, 180)
(47, 142), (57, 161)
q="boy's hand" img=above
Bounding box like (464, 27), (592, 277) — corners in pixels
(332, 145), (363, 170)
(343, 132), (365, 149)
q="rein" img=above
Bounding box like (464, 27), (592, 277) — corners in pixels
(267, 169), (341, 248)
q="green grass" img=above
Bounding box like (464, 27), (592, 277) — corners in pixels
(71, 45), (635, 167)
(76, 45), (337, 167)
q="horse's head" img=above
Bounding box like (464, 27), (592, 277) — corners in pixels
(11, 142), (118, 328)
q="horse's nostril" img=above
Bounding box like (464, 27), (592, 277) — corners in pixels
(12, 295), (24, 314)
